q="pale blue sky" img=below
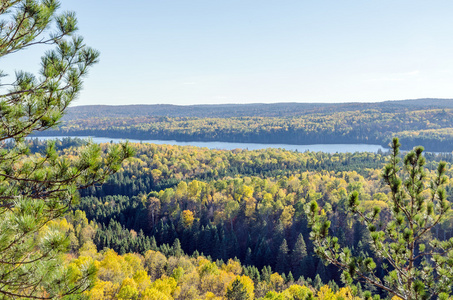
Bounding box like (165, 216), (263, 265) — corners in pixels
(3, 1), (453, 106)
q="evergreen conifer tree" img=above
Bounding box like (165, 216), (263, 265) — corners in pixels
(172, 238), (183, 257)
(261, 265), (272, 283)
(307, 138), (453, 299)
(0, 1), (132, 298)
(313, 274), (323, 290)
(276, 239), (289, 274)
(291, 233), (308, 278)
(244, 247), (253, 266)
(226, 278), (249, 300)
(287, 271), (294, 283)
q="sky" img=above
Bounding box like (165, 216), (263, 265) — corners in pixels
(3, 0), (453, 106)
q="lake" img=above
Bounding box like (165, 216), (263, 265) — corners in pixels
(31, 136), (389, 153)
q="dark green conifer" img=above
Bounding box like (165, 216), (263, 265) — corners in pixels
(244, 247), (253, 266)
(150, 236), (158, 250)
(261, 266), (272, 283)
(291, 233), (308, 278)
(276, 239), (289, 274)
(287, 271), (294, 283)
(172, 238), (183, 257)
(192, 250), (200, 258)
(313, 274), (323, 290)
(226, 278), (248, 300)
(328, 280), (339, 292)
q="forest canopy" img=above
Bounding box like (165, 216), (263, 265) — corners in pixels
(19, 137), (453, 299)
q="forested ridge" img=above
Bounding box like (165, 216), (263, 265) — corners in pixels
(22, 138), (453, 299)
(62, 99), (453, 119)
(38, 100), (453, 152)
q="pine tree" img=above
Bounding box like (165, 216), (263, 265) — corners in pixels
(275, 239), (289, 274)
(225, 278), (248, 300)
(281, 273), (287, 283)
(328, 280), (339, 292)
(273, 220), (286, 249)
(244, 247), (253, 266)
(247, 266), (261, 284)
(192, 250), (200, 258)
(0, 1), (133, 298)
(313, 274), (323, 290)
(150, 236), (158, 250)
(307, 138), (453, 299)
(172, 238), (183, 257)
(286, 271), (294, 283)
(263, 244), (273, 267)
(291, 233), (308, 278)
(212, 229), (222, 260)
(261, 265), (272, 283)
(200, 224), (212, 256)
(314, 260), (329, 283)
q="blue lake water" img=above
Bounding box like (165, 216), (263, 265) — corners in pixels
(31, 136), (389, 153)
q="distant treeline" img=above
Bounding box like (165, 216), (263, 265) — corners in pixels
(39, 106), (453, 152)
(63, 98), (453, 120)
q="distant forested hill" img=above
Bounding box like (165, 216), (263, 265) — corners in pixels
(64, 98), (453, 119)
(38, 99), (453, 152)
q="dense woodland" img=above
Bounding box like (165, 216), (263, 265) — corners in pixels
(3, 0), (453, 297)
(38, 100), (453, 152)
(4, 0), (452, 297)
(22, 138), (453, 299)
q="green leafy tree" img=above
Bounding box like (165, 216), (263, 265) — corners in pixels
(0, 1), (133, 298)
(307, 138), (453, 299)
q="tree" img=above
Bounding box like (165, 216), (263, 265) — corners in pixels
(0, 1), (133, 298)
(226, 276), (254, 300)
(307, 138), (453, 299)
(275, 239), (289, 274)
(148, 196), (161, 228)
(291, 233), (307, 278)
